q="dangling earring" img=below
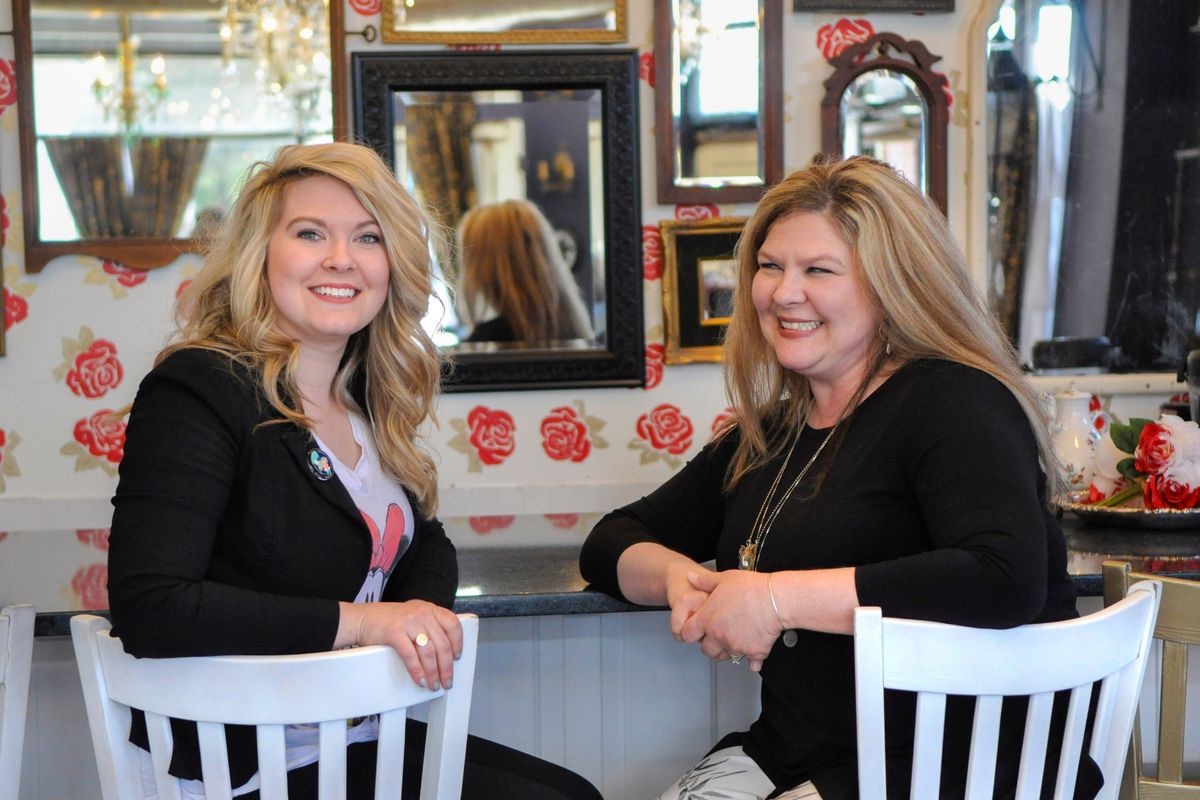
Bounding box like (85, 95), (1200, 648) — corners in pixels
(885, 339), (892, 357)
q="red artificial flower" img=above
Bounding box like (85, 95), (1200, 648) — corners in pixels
(636, 404), (693, 455)
(467, 406), (515, 465)
(65, 339), (124, 398)
(1144, 472), (1200, 510)
(1134, 423), (1175, 476)
(540, 406), (591, 463)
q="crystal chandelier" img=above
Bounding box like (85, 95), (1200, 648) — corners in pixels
(90, 13), (169, 135)
(218, 0), (329, 115)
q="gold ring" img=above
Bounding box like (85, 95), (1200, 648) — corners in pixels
(414, 632), (430, 648)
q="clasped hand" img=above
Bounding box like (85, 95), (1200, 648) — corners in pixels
(666, 566), (782, 672)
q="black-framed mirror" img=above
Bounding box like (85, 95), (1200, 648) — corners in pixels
(821, 32), (949, 215)
(654, 0), (783, 205)
(353, 50), (644, 392)
(14, 0), (342, 273)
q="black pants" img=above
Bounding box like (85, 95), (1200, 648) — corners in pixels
(242, 719), (602, 800)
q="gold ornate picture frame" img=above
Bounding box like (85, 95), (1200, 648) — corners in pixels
(380, 1), (627, 44)
(660, 217), (747, 364)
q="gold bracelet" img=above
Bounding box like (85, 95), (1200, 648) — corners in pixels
(767, 573), (787, 630)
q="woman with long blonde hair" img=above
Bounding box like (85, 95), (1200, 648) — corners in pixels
(457, 198), (594, 344)
(109, 142), (601, 799)
(582, 156), (1091, 799)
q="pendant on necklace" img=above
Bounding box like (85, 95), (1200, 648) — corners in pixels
(737, 542), (758, 571)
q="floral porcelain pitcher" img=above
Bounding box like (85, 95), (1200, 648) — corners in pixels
(1051, 388), (1106, 493)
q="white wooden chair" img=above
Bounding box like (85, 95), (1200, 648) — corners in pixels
(0, 604), (35, 800)
(71, 613), (479, 800)
(1103, 561), (1200, 799)
(854, 581), (1161, 800)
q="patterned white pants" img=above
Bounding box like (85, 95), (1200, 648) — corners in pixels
(657, 745), (823, 800)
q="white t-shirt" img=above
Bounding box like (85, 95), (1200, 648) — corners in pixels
(141, 412), (416, 798)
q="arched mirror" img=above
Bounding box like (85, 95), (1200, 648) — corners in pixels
(821, 32), (949, 214)
(654, 0), (783, 204)
(981, 0), (1200, 373)
(353, 50), (644, 392)
(14, 0), (341, 273)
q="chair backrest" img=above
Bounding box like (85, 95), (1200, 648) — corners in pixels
(71, 613), (479, 800)
(0, 604), (35, 800)
(1103, 560), (1200, 799)
(854, 581), (1161, 800)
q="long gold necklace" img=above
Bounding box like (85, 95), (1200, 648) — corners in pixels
(738, 418), (839, 571)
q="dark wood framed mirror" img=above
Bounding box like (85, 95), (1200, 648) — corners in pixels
(13, 0), (344, 273)
(353, 50), (644, 392)
(821, 32), (949, 215)
(654, 0), (783, 205)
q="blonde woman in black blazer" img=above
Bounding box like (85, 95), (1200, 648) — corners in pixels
(108, 143), (600, 800)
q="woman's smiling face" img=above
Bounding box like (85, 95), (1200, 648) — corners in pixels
(751, 211), (881, 393)
(265, 174), (391, 354)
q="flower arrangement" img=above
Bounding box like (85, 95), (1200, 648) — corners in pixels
(1088, 415), (1200, 510)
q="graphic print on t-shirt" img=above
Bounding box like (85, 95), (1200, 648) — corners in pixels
(355, 503), (412, 602)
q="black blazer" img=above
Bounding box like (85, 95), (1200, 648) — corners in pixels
(108, 347), (457, 782)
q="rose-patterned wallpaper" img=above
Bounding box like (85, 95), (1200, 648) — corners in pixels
(0, 1), (1109, 611)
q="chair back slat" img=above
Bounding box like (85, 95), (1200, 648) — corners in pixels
(910, 691), (947, 799)
(0, 605), (35, 800)
(71, 613), (480, 800)
(964, 695), (1003, 800)
(375, 708), (408, 798)
(1049, 684), (1091, 800)
(1014, 691), (1055, 800)
(1156, 640), (1187, 783)
(855, 581), (1160, 800)
(144, 710), (182, 800)
(255, 724), (289, 798)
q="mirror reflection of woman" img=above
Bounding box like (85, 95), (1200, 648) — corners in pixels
(581, 156), (1091, 799)
(108, 143), (601, 800)
(456, 199), (594, 345)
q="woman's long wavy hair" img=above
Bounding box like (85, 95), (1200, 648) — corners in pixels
(722, 155), (1063, 500)
(163, 142), (443, 515)
(457, 199), (594, 343)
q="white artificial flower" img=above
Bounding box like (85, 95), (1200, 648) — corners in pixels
(1159, 414), (1200, 461)
(1164, 457), (1200, 490)
(1093, 430), (1128, 480)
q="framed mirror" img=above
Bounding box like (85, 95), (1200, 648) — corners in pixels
(821, 32), (949, 215)
(353, 50), (644, 392)
(380, 0), (627, 44)
(654, 0), (783, 205)
(14, 0), (338, 273)
(980, 0), (1200, 374)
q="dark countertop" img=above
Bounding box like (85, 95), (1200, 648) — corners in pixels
(31, 517), (1200, 637)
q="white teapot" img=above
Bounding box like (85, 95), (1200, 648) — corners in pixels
(1051, 388), (1105, 493)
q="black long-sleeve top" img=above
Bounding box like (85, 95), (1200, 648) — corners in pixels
(580, 359), (1090, 798)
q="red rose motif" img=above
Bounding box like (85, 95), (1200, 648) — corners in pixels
(642, 226), (663, 280)
(644, 343), (665, 390)
(175, 279), (193, 300)
(545, 513), (579, 529)
(637, 404), (694, 455)
(72, 563), (109, 609)
(1144, 472), (1200, 510)
(65, 339), (124, 398)
(447, 44), (501, 52)
(675, 204), (720, 221)
(0, 60), (15, 115)
(1134, 423), (1174, 476)
(76, 528), (111, 551)
(0, 532), (7, 543)
(540, 406), (591, 463)
(1170, 392), (1190, 404)
(817, 18), (875, 61)
(467, 406), (516, 466)
(4, 289), (28, 330)
(0, 428), (6, 468)
(348, 0), (381, 15)
(639, 52), (654, 87)
(1, 194), (8, 247)
(469, 515), (515, 534)
(102, 260), (148, 288)
(711, 407), (736, 435)
(73, 410), (127, 464)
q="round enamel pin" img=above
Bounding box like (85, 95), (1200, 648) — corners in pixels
(308, 447), (334, 481)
